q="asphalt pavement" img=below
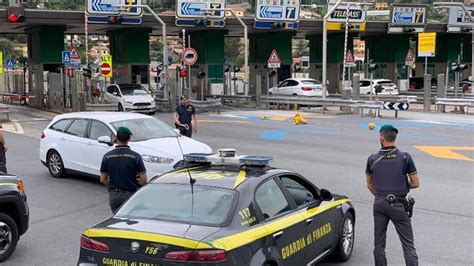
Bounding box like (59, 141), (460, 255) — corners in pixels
(2, 105), (473, 265)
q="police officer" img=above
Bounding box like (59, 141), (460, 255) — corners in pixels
(100, 127), (147, 213)
(365, 125), (420, 266)
(0, 125), (7, 173)
(173, 96), (197, 138)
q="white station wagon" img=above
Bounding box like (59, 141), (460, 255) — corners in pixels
(39, 112), (212, 179)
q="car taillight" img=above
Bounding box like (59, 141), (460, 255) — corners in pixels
(17, 180), (25, 193)
(80, 235), (110, 253)
(164, 250), (227, 262)
(41, 131), (45, 139)
(301, 87), (312, 91)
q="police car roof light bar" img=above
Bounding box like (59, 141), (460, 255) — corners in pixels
(184, 150), (273, 167)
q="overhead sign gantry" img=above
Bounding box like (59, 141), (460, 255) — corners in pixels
(254, 0), (300, 29)
(175, 0), (227, 28)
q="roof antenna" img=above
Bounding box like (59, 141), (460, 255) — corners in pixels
(175, 133), (196, 218)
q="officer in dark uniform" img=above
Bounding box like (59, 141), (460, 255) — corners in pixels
(366, 125), (420, 266)
(100, 127), (147, 213)
(173, 96), (197, 138)
(0, 124), (7, 173)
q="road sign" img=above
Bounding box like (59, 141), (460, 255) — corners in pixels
(353, 39), (365, 62)
(344, 50), (356, 67)
(69, 46), (81, 66)
(256, 0), (300, 22)
(405, 49), (415, 66)
(62, 51), (71, 64)
(418, 32), (436, 57)
(101, 55), (113, 77)
(87, 0), (142, 16)
(328, 0), (366, 23)
(254, 21), (299, 29)
(382, 102), (409, 111)
(87, 16), (142, 25)
(448, 6), (474, 32)
(176, 0), (226, 19)
(0, 52), (3, 75)
(301, 56), (310, 69)
(390, 5), (426, 27)
(327, 22), (366, 31)
(267, 50), (281, 69)
(183, 48), (198, 66)
(6, 59), (14, 69)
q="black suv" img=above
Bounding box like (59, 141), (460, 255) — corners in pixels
(0, 175), (29, 262)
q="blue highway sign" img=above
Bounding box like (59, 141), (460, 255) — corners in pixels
(87, 0), (142, 16)
(390, 5), (426, 26)
(6, 59), (14, 69)
(256, 0), (300, 22)
(62, 51), (71, 64)
(176, 0), (226, 19)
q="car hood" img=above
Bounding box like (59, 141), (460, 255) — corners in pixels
(130, 136), (212, 161)
(122, 94), (154, 103)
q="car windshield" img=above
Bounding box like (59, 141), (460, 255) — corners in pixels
(301, 80), (321, 85)
(378, 81), (394, 85)
(119, 84), (148, 95)
(116, 184), (238, 226)
(111, 118), (177, 141)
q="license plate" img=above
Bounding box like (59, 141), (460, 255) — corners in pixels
(137, 106), (148, 109)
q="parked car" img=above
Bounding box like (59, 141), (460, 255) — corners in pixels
(39, 112), (212, 179)
(359, 79), (399, 95)
(104, 84), (156, 115)
(269, 78), (328, 97)
(0, 175), (29, 262)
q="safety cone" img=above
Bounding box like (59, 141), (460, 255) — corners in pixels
(293, 112), (308, 125)
(261, 115), (268, 120)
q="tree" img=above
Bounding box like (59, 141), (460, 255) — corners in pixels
(150, 38), (164, 62)
(46, 0), (85, 11)
(293, 39), (309, 58)
(225, 37), (244, 67)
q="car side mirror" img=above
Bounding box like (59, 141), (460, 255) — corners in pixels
(112, 91), (118, 96)
(98, 136), (113, 146)
(320, 189), (333, 201)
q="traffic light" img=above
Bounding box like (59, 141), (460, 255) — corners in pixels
(224, 66), (230, 73)
(368, 64), (379, 72)
(233, 66), (240, 73)
(107, 16), (122, 24)
(272, 22), (285, 29)
(403, 27), (416, 33)
(195, 19), (210, 27)
(83, 66), (92, 78)
(461, 27), (472, 33)
(451, 64), (469, 72)
(269, 70), (277, 77)
(7, 6), (25, 23)
(197, 71), (206, 79)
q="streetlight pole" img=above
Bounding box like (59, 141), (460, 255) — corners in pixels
(434, 2), (474, 83)
(114, 4), (169, 100)
(322, 0), (342, 99)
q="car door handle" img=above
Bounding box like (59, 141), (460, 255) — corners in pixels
(306, 218), (314, 225)
(272, 231), (283, 240)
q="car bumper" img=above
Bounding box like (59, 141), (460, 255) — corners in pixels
(124, 106), (156, 113)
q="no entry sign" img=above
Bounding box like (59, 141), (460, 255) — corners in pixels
(101, 55), (113, 77)
(101, 62), (111, 76)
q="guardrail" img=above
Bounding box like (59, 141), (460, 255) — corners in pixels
(400, 91), (474, 103)
(205, 95), (253, 106)
(86, 103), (117, 112)
(357, 94), (418, 103)
(189, 99), (222, 113)
(1, 93), (35, 105)
(435, 98), (474, 114)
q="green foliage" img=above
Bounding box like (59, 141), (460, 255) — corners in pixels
(150, 38), (164, 61)
(46, 0), (85, 11)
(225, 38), (244, 67)
(293, 39), (309, 58)
(0, 38), (24, 60)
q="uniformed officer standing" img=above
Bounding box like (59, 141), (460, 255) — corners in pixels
(100, 127), (147, 213)
(365, 125), (420, 266)
(0, 124), (8, 173)
(173, 96), (197, 138)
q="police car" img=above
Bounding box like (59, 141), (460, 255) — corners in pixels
(78, 150), (355, 266)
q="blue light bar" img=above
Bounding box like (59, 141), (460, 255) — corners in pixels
(184, 153), (213, 162)
(240, 156), (273, 166)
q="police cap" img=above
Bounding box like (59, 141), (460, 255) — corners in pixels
(117, 126), (133, 136)
(379, 124), (399, 134)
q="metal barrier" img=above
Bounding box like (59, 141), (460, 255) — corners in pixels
(206, 95), (253, 106)
(435, 98), (474, 114)
(1, 93), (35, 105)
(86, 103), (117, 112)
(358, 94), (418, 103)
(189, 99), (222, 113)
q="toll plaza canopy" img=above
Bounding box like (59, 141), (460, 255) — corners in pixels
(0, 8), (447, 36)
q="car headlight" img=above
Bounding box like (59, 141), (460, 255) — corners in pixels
(125, 100), (134, 104)
(142, 155), (174, 164)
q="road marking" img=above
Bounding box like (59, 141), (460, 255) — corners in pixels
(270, 116), (290, 121)
(415, 146), (474, 162)
(199, 119), (248, 124)
(2, 122), (24, 134)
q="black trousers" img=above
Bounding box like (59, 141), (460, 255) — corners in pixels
(108, 190), (133, 213)
(0, 150), (7, 173)
(177, 124), (193, 138)
(373, 196), (418, 266)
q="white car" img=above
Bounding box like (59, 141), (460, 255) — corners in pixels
(269, 78), (328, 97)
(39, 112), (212, 179)
(359, 79), (399, 95)
(104, 84), (156, 114)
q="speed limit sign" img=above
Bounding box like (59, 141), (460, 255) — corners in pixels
(183, 48), (198, 66)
